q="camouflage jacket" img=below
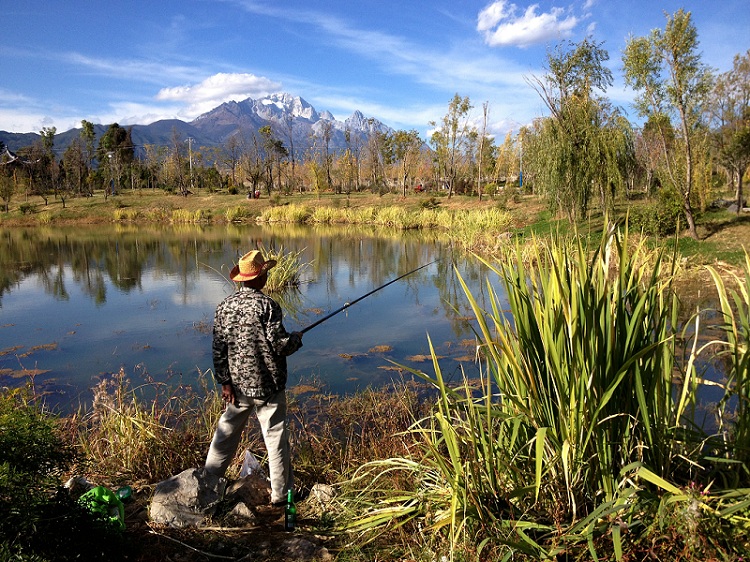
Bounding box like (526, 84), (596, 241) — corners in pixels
(212, 286), (302, 398)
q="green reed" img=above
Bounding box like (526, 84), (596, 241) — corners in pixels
(707, 251), (750, 472)
(334, 225), (750, 560)
(263, 245), (308, 292)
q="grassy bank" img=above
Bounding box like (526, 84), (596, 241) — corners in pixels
(2, 188), (749, 268)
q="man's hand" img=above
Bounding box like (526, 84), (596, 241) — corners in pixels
(221, 382), (236, 406)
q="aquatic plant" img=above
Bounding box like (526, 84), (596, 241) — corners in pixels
(335, 226), (750, 560)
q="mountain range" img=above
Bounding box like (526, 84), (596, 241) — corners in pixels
(0, 93), (392, 158)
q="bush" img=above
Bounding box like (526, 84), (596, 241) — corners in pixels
(628, 186), (685, 236)
(18, 203), (34, 215)
(0, 389), (132, 561)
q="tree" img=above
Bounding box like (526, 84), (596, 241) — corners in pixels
(623, 9), (713, 239)
(282, 114), (299, 193)
(169, 128), (188, 196)
(363, 122), (387, 193)
(97, 123), (134, 196)
(222, 133), (243, 189)
(80, 120), (96, 194)
(430, 94), (473, 199)
(259, 125), (288, 195)
(384, 130), (422, 197)
(316, 120), (334, 193)
(60, 138), (87, 206)
(476, 102), (489, 201)
(527, 38), (621, 219)
(493, 132), (519, 188)
(0, 149), (16, 212)
(711, 49), (750, 214)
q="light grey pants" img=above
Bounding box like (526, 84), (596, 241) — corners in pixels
(205, 389), (293, 505)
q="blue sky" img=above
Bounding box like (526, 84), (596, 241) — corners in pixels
(1, 1), (748, 139)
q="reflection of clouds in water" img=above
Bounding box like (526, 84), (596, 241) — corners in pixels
(165, 274), (229, 307)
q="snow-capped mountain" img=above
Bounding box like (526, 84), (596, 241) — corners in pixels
(0, 93), (392, 156)
(190, 93), (391, 154)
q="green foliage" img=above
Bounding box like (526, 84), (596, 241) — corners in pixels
(335, 227), (750, 559)
(707, 252), (750, 470)
(19, 203), (34, 215)
(0, 389), (131, 561)
(527, 38), (632, 220)
(628, 186), (684, 235)
(262, 245), (308, 292)
(224, 205), (255, 222)
(623, 9), (712, 238)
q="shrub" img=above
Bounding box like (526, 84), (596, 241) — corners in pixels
(0, 388), (131, 561)
(628, 186), (685, 236)
(18, 203), (34, 215)
(419, 197), (440, 210)
(225, 205), (254, 222)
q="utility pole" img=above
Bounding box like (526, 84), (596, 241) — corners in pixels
(185, 137), (194, 189)
(518, 132), (523, 189)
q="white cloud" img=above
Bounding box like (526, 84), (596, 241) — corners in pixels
(477, 1), (579, 48)
(156, 73), (281, 103)
(155, 72), (283, 120)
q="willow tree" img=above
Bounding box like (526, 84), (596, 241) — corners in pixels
(623, 9), (713, 239)
(527, 38), (623, 220)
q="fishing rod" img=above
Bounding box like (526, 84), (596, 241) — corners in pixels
(300, 259), (441, 334)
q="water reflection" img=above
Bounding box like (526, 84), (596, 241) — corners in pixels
(0, 225), (494, 412)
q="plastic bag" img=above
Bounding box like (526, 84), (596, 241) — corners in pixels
(77, 485), (125, 530)
(240, 449), (266, 478)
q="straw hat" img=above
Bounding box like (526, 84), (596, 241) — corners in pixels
(230, 250), (277, 282)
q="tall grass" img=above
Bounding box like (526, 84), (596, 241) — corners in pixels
(171, 208), (208, 223)
(259, 203), (312, 223)
(73, 367), (222, 482)
(335, 226), (749, 560)
(263, 245), (308, 292)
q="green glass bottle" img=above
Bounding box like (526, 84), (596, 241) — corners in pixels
(284, 489), (296, 532)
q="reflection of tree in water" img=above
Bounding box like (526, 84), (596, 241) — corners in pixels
(0, 225), (495, 334)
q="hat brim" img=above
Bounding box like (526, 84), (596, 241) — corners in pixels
(229, 259), (277, 282)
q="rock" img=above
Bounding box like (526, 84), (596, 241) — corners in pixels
(224, 501), (257, 525)
(64, 475), (95, 496)
(149, 468), (226, 528)
(226, 472), (271, 507)
(310, 483), (335, 505)
(278, 536), (333, 561)
(149, 468), (274, 528)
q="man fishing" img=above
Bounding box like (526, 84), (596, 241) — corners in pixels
(204, 249), (303, 507)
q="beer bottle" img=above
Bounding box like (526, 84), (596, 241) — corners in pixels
(284, 489), (296, 532)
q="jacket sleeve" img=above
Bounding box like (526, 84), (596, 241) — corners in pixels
(267, 300), (303, 356)
(212, 307), (231, 385)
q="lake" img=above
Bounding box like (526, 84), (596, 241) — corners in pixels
(0, 224), (495, 412)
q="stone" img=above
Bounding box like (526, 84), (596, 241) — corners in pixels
(226, 472), (272, 507)
(278, 536), (333, 561)
(149, 468), (226, 528)
(224, 501), (257, 525)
